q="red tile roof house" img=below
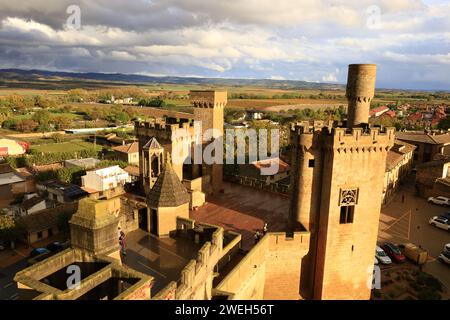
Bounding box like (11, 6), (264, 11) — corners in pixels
(112, 142), (139, 165)
(369, 106), (390, 118)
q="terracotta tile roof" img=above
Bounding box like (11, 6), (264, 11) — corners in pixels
(18, 203), (77, 233)
(369, 106), (389, 116)
(396, 132), (450, 145)
(124, 166), (140, 177)
(147, 161), (189, 208)
(112, 142), (139, 154)
(385, 140), (416, 171)
(251, 158), (290, 174)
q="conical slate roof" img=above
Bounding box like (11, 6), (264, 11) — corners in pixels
(147, 159), (190, 208)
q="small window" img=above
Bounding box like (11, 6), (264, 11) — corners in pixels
(340, 206), (354, 224)
(308, 159), (315, 168)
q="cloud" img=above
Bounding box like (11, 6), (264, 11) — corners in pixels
(0, 0), (448, 89)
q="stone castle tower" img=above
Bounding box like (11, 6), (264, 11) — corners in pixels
(190, 90), (227, 194)
(290, 64), (395, 300)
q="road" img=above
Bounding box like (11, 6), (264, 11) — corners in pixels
(379, 179), (450, 295)
(0, 259), (27, 300)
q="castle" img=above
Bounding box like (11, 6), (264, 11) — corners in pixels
(14, 64), (393, 300)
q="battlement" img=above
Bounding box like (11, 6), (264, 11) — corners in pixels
(324, 126), (395, 150)
(190, 90), (227, 108)
(135, 119), (194, 132)
(153, 219), (225, 300)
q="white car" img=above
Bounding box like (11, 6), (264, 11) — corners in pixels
(429, 216), (450, 231)
(427, 196), (450, 206)
(445, 243), (450, 253)
(375, 246), (392, 264)
(438, 250), (450, 266)
(374, 257), (379, 265)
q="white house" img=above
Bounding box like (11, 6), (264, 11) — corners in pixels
(81, 166), (131, 192)
(19, 194), (46, 216)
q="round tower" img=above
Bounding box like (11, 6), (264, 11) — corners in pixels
(346, 64), (377, 128)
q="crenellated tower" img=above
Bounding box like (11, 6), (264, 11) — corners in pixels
(190, 90), (227, 194)
(290, 64), (395, 300)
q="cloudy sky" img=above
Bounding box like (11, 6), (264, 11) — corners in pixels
(0, 0), (449, 90)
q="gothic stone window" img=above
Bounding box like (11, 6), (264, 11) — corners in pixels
(339, 188), (358, 224)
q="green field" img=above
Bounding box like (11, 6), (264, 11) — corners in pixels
(30, 141), (103, 153)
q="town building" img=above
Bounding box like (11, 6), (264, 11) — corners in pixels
(17, 203), (77, 245)
(64, 158), (100, 170)
(19, 194), (46, 216)
(112, 142), (139, 165)
(396, 131), (450, 164)
(0, 138), (29, 156)
(36, 180), (88, 204)
(0, 163), (35, 205)
(415, 155), (450, 198)
(383, 140), (416, 204)
(369, 105), (390, 118)
(81, 166), (131, 199)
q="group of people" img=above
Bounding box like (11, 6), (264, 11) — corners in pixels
(253, 222), (268, 244)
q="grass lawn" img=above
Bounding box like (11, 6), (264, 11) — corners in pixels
(30, 141), (103, 153)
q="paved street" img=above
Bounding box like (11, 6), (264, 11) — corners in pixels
(379, 177), (450, 296)
(0, 259), (27, 300)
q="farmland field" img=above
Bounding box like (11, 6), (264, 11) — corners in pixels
(30, 141), (103, 153)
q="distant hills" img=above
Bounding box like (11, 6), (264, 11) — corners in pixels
(0, 68), (345, 90)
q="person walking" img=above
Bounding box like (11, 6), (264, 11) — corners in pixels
(263, 223), (268, 235)
(254, 231), (261, 244)
(119, 229), (127, 256)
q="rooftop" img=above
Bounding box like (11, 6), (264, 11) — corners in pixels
(396, 132), (450, 145)
(20, 196), (45, 210)
(64, 158), (101, 169)
(121, 229), (205, 295)
(385, 140), (416, 171)
(147, 161), (190, 208)
(112, 142), (139, 154)
(190, 182), (291, 250)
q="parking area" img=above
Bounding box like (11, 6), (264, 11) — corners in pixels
(378, 181), (450, 297)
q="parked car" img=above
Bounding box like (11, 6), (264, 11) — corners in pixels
(438, 250), (450, 266)
(442, 212), (450, 219)
(29, 248), (51, 258)
(427, 196), (450, 206)
(375, 246), (392, 264)
(445, 243), (450, 253)
(46, 241), (66, 252)
(401, 243), (428, 265)
(429, 216), (450, 231)
(374, 257), (379, 265)
(381, 242), (406, 263)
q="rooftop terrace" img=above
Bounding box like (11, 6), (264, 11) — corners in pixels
(190, 182), (291, 250)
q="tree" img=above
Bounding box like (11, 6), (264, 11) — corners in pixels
(16, 119), (38, 132)
(0, 214), (23, 248)
(51, 133), (66, 143)
(53, 116), (73, 130)
(32, 109), (52, 125)
(115, 112), (130, 124)
(2, 119), (17, 130)
(438, 117), (450, 130)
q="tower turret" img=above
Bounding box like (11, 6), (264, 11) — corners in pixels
(190, 90), (227, 194)
(346, 64), (377, 128)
